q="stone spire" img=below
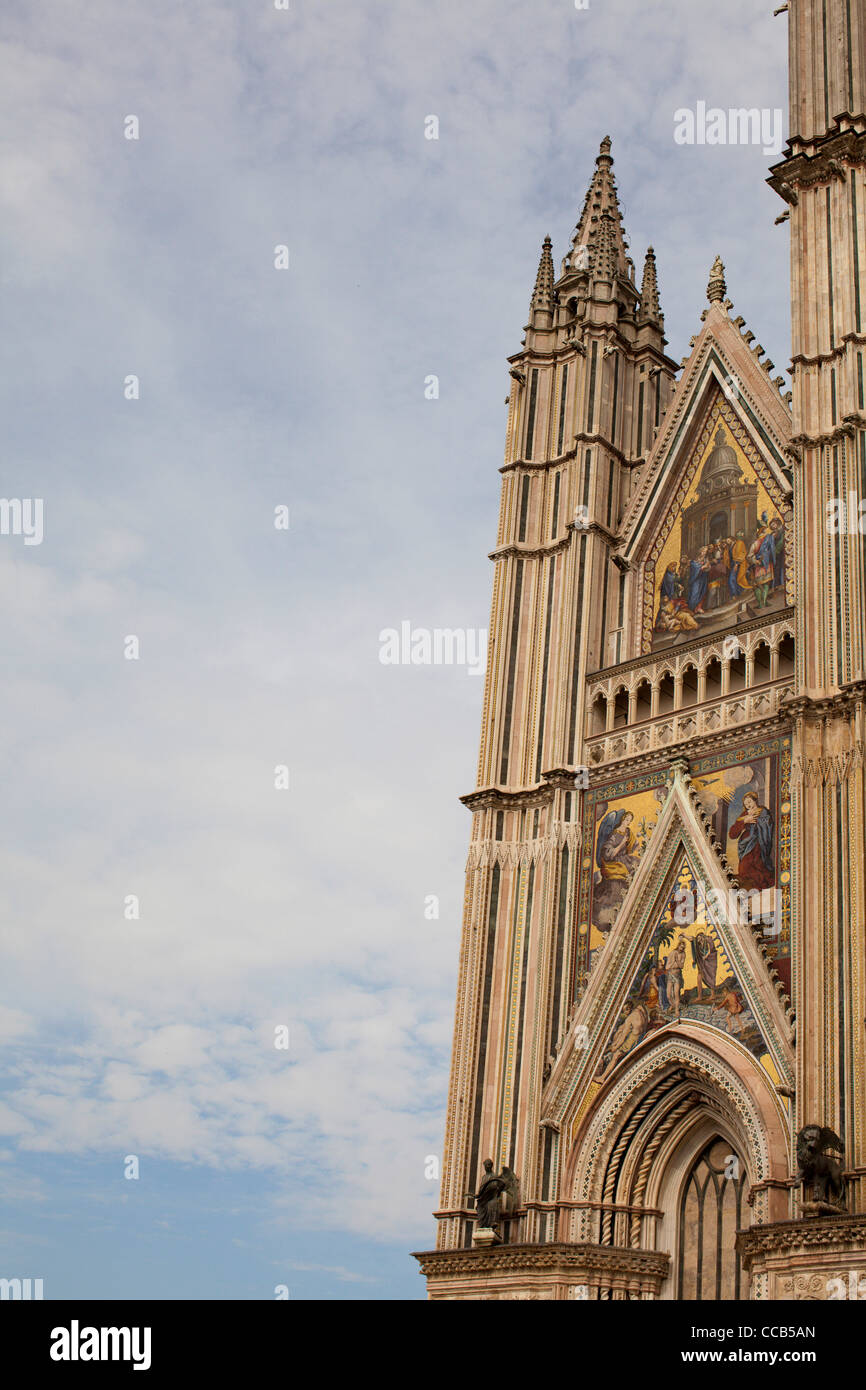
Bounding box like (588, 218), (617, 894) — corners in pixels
(561, 135), (630, 280)
(638, 245), (663, 324)
(707, 254), (727, 303)
(529, 235), (555, 317)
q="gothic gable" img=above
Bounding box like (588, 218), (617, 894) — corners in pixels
(614, 292), (793, 659)
(542, 767), (794, 1142)
(594, 860), (778, 1086)
(574, 737), (792, 993)
(639, 390), (792, 652)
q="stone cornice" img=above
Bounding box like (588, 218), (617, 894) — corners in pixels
(543, 767), (584, 789)
(791, 417), (866, 449)
(737, 1215), (866, 1268)
(500, 447), (577, 475)
(411, 1241), (670, 1280)
(571, 431), (642, 468)
(791, 332), (866, 368)
(584, 712), (794, 785)
(506, 336), (676, 375)
(573, 519), (618, 546)
(785, 683), (866, 719)
(489, 537), (570, 562)
(768, 126), (866, 203)
(461, 710), (796, 807)
(461, 783), (554, 812)
(486, 523), (617, 563)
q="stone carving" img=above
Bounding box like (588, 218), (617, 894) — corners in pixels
(795, 1125), (845, 1214)
(470, 1159), (505, 1228)
(777, 1272), (834, 1300)
(499, 1166), (521, 1219)
(468, 1162), (522, 1241)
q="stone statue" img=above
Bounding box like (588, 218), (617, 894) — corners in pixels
(795, 1125), (845, 1213)
(469, 1162), (511, 1228)
(499, 1166), (521, 1218)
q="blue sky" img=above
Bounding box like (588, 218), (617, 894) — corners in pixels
(0, 0), (789, 1299)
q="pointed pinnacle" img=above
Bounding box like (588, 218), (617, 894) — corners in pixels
(530, 235), (555, 314)
(639, 245), (662, 324)
(562, 135), (630, 279)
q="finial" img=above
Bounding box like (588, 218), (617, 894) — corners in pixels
(707, 255), (727, 303)
(530, 235), (555, 316)
(599, 135), (612, 159)
(639, 245), (662, 324)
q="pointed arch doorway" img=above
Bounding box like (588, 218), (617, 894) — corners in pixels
(563, 1035), (792, 1301)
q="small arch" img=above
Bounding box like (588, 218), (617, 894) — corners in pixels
(727, 650), (746, 693)
(679, 663), (699, 708)
(634, 679), (653, 723)
(776, 632), (795, 679)
(588, 691), (607, 737)
(657, 670), (675, 716)
(751, 640), (772, 685)
(704, 656), (723, 701)
(612, 685), (629, 728)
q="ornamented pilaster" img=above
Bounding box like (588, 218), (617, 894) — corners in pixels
(770, 0), (866, 1206)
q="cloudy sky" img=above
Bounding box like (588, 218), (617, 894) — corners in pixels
(0, 1), (789, 1299)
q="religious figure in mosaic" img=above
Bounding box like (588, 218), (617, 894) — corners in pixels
(691, 930), (718, 1000)
(729, 792), (775, 892)
(592, 809), (639, 930)
(665, 937), (688, 1020)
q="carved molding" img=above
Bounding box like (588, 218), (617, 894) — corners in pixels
(489, 537), (570, 562)
(737, 1215), (866, 1267)
(769, 125), (866, 201)
(412, 1240), (670, 1280)
(790, 743), (865, 787)
(466, 823), (582, 870)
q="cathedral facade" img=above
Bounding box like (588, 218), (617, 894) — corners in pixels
(415, 0), (866, 1300)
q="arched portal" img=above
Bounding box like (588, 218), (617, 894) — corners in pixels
(562, 1032), (791, 1300)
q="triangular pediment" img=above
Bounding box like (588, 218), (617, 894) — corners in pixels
(614, 307), (794, 657)
(619, 300), (793, 566)
(542, 767), (794, 1128)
